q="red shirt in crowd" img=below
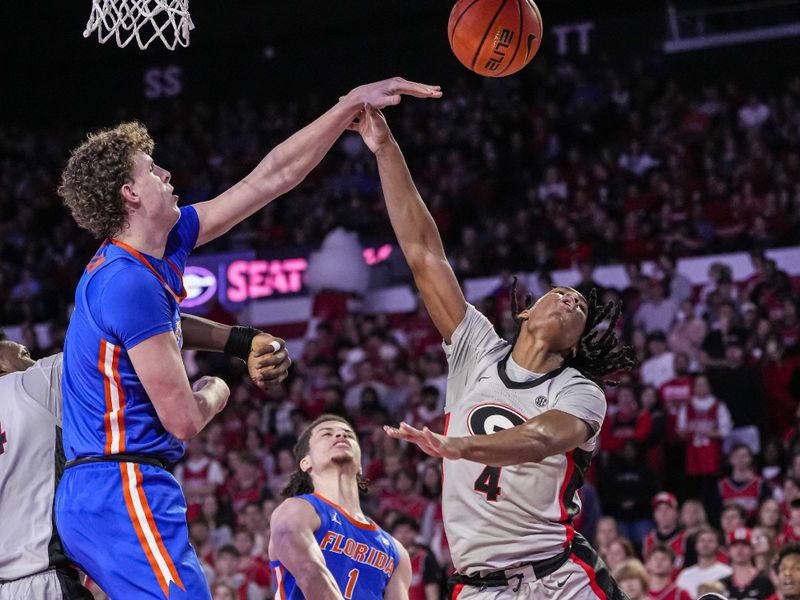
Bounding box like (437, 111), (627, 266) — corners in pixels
(659, 375), (693, 440)
(718, 475), (767, 519)
(684, 400), (723, 476)
(643, 529), (687, 570)
(649, 582), (693, 600)
(600, 409), (652, 453)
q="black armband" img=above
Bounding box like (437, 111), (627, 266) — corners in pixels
(224, 326), (261, 362)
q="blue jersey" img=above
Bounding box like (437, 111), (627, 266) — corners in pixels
(271, 493), (400, 600)
(62, 206), (199, 463)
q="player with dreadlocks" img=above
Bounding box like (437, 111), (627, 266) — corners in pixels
(268, 415), (411, 599)
(349, 105), (635, 600)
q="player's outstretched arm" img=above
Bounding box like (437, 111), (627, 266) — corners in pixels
(192, 78), (441, 248)
(350, 105), (466, 343)
(385, 410), (594, 467)
(269, 498), (345, 600)
(385, 539), (412, 600)
(180, 314), (292, 387)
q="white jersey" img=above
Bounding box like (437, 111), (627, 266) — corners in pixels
(0, 354), (68, 580)
(442, 305), (606, 577)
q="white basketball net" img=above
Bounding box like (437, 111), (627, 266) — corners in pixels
(84, 0), (194, 50)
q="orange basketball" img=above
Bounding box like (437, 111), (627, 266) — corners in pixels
(448, 0), (543, 77)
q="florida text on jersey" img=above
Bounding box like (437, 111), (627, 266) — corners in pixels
(271, 493), (400, 600)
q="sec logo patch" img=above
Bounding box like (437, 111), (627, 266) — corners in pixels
(535, 395), (548, 408)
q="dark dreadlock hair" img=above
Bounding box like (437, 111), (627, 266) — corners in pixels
(281, 414), (370, 498)
(509, 278), (636, 385)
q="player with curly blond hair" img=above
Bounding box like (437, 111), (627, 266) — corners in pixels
(54, 78), (441, 599)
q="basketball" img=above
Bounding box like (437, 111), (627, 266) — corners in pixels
(448, 0), (543, 77)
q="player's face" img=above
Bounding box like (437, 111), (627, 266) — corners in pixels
(779, 553), (800, 599)
(522, 287), (588, 353)
(0, 341), (35, 375)
(303, 421), (362, 474)
(129, 151), (179, 225)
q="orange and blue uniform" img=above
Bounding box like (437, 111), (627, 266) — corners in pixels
(54, 207), (209, 599)
(271, 493), (400, 600)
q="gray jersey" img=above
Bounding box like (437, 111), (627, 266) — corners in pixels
(442, 306), (606, 577)
(0, 354), (68, 580)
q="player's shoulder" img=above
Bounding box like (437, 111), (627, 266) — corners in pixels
(554, 367), (604, 395)
(271, 496), (321, 529)
(87, 256), (163, 300)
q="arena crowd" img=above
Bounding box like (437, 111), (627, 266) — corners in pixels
(2, 56), (800, 600)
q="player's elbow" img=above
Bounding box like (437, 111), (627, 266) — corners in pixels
(164, 418), (199, 441)
(406, 249), (446, 273)
(264, 146), (305, 194)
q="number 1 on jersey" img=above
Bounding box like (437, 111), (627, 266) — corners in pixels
(344, 568), (359, 599)
(473, 466), (502, 501)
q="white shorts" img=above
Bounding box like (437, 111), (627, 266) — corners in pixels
(451, 536), (628, 600)
(0, 569), (92, 600)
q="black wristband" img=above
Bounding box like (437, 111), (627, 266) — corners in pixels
(224, 326), (261, 362)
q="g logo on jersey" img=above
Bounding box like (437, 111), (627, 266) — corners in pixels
(467, 404), (526, 436)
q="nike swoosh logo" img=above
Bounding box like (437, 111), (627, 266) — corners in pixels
(524, 33), (537, 63)
(556, 573), (572, 588)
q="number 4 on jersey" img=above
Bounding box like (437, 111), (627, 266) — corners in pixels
(473, 466), (502, 501)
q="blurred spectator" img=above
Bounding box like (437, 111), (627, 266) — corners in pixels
(678, 374), (733, 505)
(761, 333), (800, 436)
(212, 582), (239, 600)
(751, 526), (777, 574)
(389, 516), (442, 600)
(706, 340), (764, 454)
(643, 492), (686, 569)
(720, 503), (747, 542)
(719, 527), (775, 599)
(681, 499), (711, 569)
(756, 499), (785, 540)
(605, 537), (638, 574)
(645, 545), (692, 600)
(640, 331), (676, 388)
(613, 558), (650, 600)
(175, 437), (227, 521)
(212, 545), (263, 600)
(595, 516), (621, 560)
(601, 441), (655, 549)
(717, 444), (771, 520)
(657, 255), (693, 305)
(601, 386), (653, 453)
(778, 499), (800, 547)
(635, 282), (679, 336)
(231, 528), (270, 598)
(675, 527), (732, 597)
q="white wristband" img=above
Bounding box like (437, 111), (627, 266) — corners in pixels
(270, 340), (281, 353)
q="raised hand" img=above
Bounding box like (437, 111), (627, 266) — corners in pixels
(347, 105), (395, 154)
(248, 334), (292, 389)
(383, 422), (464, 460)
(343, 77), (442, 110)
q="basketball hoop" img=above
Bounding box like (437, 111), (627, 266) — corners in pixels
(84, 0), (194, 50)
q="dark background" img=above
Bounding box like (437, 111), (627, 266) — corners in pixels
(2, 0), (797, 127)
